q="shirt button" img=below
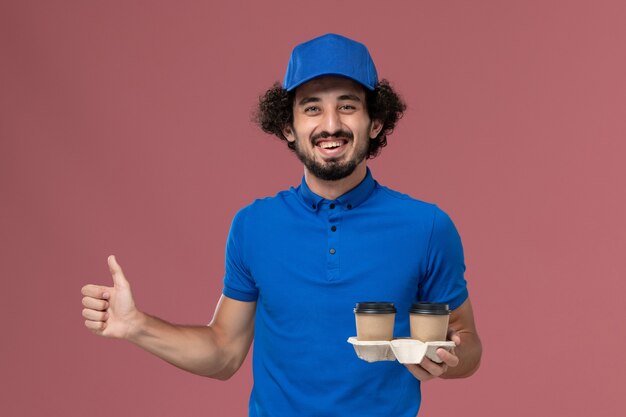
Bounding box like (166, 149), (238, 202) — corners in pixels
(331, 225), (337, 232)
(312, 204), (316, 209)
(347, 204), (353, 209)
(329, 248), (336, 254)
(330, 203), (335, 209)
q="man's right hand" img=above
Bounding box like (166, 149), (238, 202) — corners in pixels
(80, 255), (256, 379)
(81, 255), (141, 339)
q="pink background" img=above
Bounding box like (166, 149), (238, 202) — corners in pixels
(2, 1), (625, 416)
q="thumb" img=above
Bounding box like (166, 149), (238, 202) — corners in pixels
(108, 255), (129, 288)
(447, 328), (461, 346)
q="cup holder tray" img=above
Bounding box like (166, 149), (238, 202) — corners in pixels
(347, 337), (455, 364)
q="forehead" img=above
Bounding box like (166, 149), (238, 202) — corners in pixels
(294, 76), (366, 101)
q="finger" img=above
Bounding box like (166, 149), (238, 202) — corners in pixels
(82, 308), (108, 321)
(437, 348), (459, 367)
(81, 284), (112, 299)
(108, 255), (129, 288)
(82, 297), (109, 311)
(404, 364), (435, 381)
(419, 357), (448, 377)
(84, 319), (106, 332)
(447, 328), (461, 345)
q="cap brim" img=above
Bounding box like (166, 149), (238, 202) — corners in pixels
(285, 72), (376, 92)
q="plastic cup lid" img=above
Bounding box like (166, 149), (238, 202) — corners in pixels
(354, 302), (396, 314)
(409, 302), (450, 315)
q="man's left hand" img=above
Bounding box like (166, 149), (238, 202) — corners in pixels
(404, 329), (461, 381)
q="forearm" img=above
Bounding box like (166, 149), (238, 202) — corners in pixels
(126, 312), (239, 379)
(441, 330), (482, 378)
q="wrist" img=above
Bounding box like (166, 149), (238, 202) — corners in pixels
(125, 309), (147, 342)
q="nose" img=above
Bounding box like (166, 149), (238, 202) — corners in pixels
(321, 108), (341, 133)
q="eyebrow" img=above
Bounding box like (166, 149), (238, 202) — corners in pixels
(297, 94), (362, 106)
(298, 97), (321, 106)
(338, 94), (362, 102)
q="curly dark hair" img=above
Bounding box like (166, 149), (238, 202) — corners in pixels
(254, 79), (406, 159)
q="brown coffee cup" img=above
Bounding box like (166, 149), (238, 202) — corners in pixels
(409, 303), (450, 342)
(354, 302), (396, 341)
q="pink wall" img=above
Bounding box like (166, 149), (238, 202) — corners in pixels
(2, 1), (625, 415)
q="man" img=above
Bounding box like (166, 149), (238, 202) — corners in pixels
(81, 33), (482, 416)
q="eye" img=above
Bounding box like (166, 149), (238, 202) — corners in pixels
(304, 106), (320, 113)
(339, 104), (357, 111)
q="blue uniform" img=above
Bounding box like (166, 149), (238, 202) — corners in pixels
(223, 169), (468, 417)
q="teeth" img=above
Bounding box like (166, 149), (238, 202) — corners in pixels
(318, 141), (343, 149)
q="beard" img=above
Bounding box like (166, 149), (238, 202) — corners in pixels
(293, 131), (369, 181)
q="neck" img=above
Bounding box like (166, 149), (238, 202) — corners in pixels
(304, 162), (367, 200)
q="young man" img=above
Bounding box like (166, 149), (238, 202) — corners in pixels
(81, 33), (482, 416)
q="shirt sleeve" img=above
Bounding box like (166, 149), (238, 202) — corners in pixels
(419, 206), (469, 311)
(222, 207), (259, 302)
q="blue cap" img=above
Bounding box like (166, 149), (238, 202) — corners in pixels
(282, 33), (378, 92)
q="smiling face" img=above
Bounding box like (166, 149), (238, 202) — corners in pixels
(283, 76), (382, 181)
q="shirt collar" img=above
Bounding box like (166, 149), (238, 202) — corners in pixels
(293, 167), (377, 212)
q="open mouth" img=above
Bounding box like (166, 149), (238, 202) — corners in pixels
(314, 138), (350, 157)
(316, 139), (348, 150)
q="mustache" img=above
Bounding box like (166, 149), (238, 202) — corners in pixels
(311, 130), (354, 143)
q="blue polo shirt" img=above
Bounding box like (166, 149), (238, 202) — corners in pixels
(223, 168), (468, 417)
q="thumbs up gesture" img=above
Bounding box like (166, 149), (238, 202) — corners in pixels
(81, 255), (141, 339)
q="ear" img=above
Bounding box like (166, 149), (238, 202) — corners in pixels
(283, 125), (295, 143)
(369, 119), (383, 139)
